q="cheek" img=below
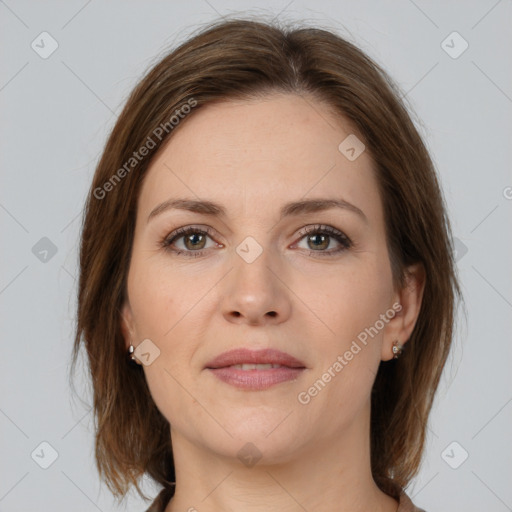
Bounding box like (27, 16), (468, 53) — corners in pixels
(127, 254), (195, 340)
(296, 256), (391, 410)
(297, 273), (388, 432)
(310, 258), (391, 343)
(126, 257), (210, 418)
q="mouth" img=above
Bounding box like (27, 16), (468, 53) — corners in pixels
(225, 363), (291, 370)
(205, 348), (306, 390)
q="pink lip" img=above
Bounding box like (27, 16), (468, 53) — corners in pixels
(205, 348), (306, 391)
(205, 348), (306, 369)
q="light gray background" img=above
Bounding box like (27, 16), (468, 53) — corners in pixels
(1, 1), (511, 511)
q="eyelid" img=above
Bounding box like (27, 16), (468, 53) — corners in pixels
(296, 224), (350, 241)
(161, 224), (220, 246)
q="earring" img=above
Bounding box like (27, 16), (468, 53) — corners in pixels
(127, 344), (140, 366)
(392, 340), (403, 359)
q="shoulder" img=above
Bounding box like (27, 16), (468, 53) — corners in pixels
(144, 487), (175, 512)
(398, 489), (427, 512)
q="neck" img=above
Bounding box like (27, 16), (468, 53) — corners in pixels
(164, 401), (399, 512)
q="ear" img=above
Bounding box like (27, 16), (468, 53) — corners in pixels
(120, 301), (143, 366)
(120, 300), (136, 351)
(382, 263), (426, 361)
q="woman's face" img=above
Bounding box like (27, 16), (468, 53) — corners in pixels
(121, 93), (416, 463)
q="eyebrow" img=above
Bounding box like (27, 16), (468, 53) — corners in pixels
(147, 197), (368, 224)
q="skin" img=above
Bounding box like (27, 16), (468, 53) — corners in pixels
(120, 93), (425, 512)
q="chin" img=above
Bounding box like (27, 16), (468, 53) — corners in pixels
(212, 412), (306, 457)
(206, 431), (305, 468)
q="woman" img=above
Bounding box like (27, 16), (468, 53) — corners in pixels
(72, 17), (462, 512)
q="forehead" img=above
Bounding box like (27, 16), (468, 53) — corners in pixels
(137, 93), (382, 224)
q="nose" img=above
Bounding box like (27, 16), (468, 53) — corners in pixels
(222, 244), (292, 326)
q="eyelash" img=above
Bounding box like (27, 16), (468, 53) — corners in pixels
(160, 224), (353, 258)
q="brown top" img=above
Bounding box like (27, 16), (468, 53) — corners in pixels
(145, 487), (426, 512)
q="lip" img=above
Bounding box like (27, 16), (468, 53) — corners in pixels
(205, 348), (306, 391)
(205, 348), (306, 369)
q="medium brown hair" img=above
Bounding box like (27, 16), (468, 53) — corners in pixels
(71, 16), (463, 502)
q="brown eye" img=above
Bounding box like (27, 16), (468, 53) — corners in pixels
(161, 226), (219, 257)
(307, 232), (330, 251)
(295, 225), (352, 257)
(183, 232), (207, 250)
